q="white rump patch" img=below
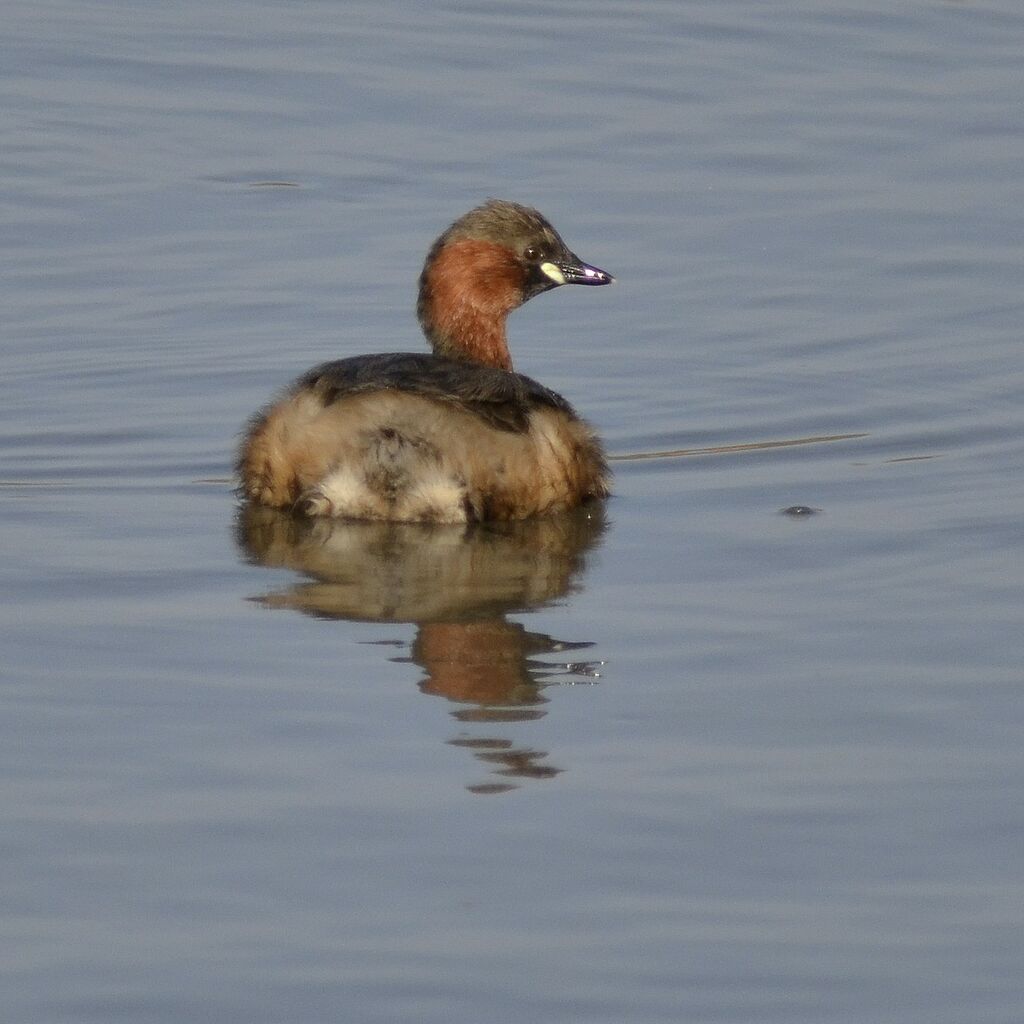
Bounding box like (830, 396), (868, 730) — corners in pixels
(306, 467), (376, 518)
(305, 465), (468, 522)
(400, 469), (468, 524)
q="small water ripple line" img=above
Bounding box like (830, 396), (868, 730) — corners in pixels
(609, 432), (869, 463)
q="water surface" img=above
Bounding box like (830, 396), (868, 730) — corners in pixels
(3, 2), (1023, 1022)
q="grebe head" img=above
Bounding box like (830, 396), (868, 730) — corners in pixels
(417, 199), (613, 371)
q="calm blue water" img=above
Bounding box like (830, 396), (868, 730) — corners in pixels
(3, 2), (1023, 1022)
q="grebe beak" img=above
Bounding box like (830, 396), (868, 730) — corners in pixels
(539, 254), (614, 287)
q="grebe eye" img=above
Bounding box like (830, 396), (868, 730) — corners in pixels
(523, 246), (544, 261)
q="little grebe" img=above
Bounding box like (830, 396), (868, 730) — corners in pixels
(238, 199), (613, 522)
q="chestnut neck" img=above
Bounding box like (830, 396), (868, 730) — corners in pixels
(417, 238), (525, 372)
(428, 307), (513, 371)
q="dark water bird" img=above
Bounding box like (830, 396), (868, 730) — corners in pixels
(238, 200), (613, 522)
